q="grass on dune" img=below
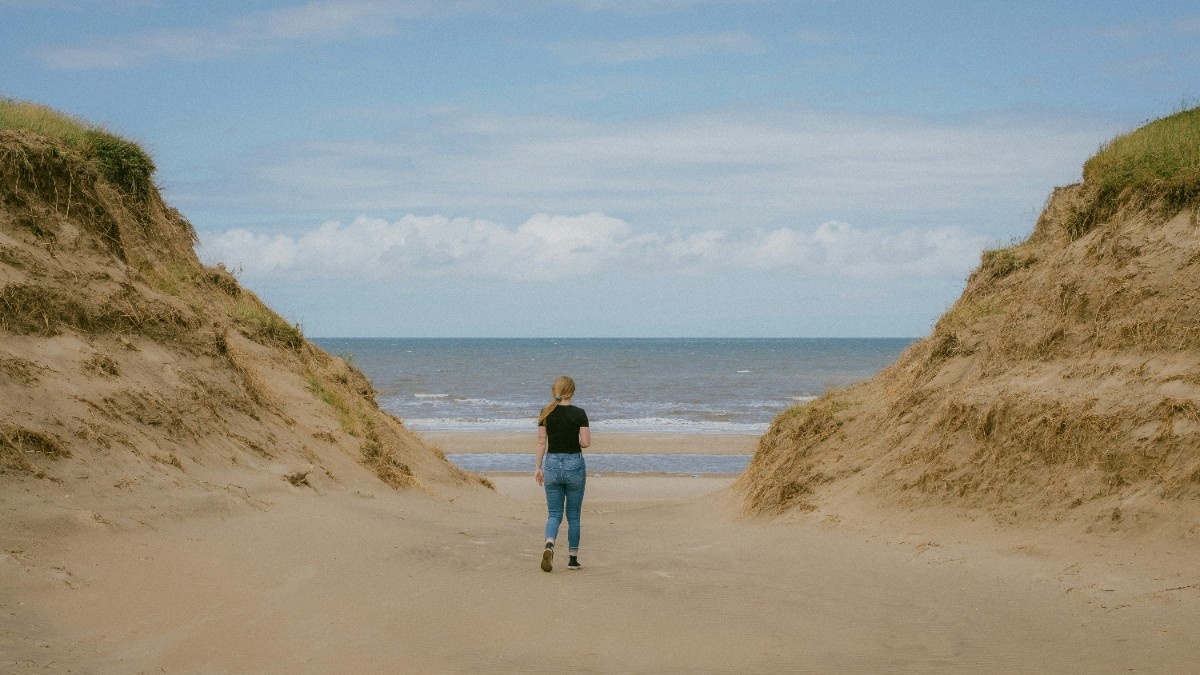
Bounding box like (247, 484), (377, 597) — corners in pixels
(0, 97), (156, 199)
(1068, 105), (1200, 238)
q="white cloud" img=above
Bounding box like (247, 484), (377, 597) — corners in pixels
(209, 106), (1102, 237)
(551, 31), (762, 64)
(198, 212), (990, 282)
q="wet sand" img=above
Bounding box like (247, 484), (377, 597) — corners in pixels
(421, 431), (758, 455)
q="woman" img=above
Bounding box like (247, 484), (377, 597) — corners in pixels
(535, 375), (590, 572)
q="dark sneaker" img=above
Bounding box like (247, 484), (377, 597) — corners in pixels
(567, 556), (581, 570)
(541, 545), (554, 573)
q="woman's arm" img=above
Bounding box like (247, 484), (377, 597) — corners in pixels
(535, 426), (547, 485)
(578, 426), (590, 449)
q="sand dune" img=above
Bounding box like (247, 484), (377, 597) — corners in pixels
(739, 110), (1200, 543)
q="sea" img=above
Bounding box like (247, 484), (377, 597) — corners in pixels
(312, 338), (914, 474)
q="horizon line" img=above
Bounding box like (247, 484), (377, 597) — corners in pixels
(306, 335), (923, 340)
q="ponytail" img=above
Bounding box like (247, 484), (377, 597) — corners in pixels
(537, 375), (576, 424)
(537, 400), (558, 425)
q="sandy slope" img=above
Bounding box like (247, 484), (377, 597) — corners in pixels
(739, 195), (1200, 529)
(0, 127), (472, 503)
(5, 464), (1198, 674)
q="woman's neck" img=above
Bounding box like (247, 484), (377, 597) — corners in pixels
(558, 397), (572, 406)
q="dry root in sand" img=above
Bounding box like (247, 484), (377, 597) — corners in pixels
(0, 423), (69, 477)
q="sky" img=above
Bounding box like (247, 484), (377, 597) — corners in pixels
(2, 1), (1198, 337)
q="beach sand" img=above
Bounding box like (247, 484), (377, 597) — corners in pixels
(5, 433), (1199, 673)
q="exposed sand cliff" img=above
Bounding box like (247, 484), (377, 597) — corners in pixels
(0, 121), (482, 543)
(739, 109), (1200, 536)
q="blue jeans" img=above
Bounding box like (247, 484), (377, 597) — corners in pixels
(543, 453), (586, 551)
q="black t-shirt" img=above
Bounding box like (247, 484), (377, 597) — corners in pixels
(539, 405), (589, 454)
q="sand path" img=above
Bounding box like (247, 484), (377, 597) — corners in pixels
(6, 470), (1198, 673)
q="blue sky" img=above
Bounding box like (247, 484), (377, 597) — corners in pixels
(3, 1), (1198, 337)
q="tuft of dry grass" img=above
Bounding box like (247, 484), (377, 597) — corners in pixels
(0, 282), (199, 339)
(151, 453), (184, 470)
(0, 423), (69, 476)
(306, 372), (361, 437)
(218, 336), (275, 411)
(885, 392), (1200, 507)
(976, 245), (1037, 283)
(230, 297), (304, 350)
(0, 356), (42, 384)
(83, 353), (120, 377)
(143, 263), (195, 298)
(206, 264), (242, 297)
(0, 243), (43, 273)
(736, 396), (852, 515)
(303, 360), (421, 487)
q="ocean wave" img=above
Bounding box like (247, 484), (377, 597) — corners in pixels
(406, 394), (508, 406)
(600, 417), (767, 434)
(406, 417), (535, 432)
(451, 397), (504, 406)
(406, 416), (767, 434)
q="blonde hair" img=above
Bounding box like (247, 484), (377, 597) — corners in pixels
(537, 375), (576, 424)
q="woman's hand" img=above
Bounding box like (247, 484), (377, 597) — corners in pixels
(536, 427), (547, 486)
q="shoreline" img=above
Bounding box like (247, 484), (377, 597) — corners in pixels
(487, 473), (738, 501)
(419, 431), (759, 455)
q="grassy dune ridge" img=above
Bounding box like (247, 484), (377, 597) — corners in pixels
(0, 97), (157, 199)
(1068, 104), (1200, 238)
